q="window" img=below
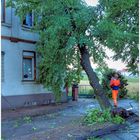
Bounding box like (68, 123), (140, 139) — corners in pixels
(23, 13), (34, 27)
(1, 0), (5, 22)
(23, 51), (36, 81)
(1, 51), (5, 82)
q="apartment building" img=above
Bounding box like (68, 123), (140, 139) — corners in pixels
(1, 0), (67, 109)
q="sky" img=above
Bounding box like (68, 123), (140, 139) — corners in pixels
(84, 0), (126, 71)
(90, 49), (126, 71)
(85, 0), (99, 6)
(103, 49), (126, 71)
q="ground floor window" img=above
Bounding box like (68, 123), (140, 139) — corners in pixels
(22, 51), (36, 81)
(1, 0), (5, 23)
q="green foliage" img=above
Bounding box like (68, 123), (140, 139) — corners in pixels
(95, 0), (139, 74)
(84, 109), (125, 125)
(101, 69), (128, 98)
(23, 116), (32, 123)
(7, 0), (138, 101)
(84, 109), (111, 125)
(112, 115), (125, 124)
(6, 0), (99, 101)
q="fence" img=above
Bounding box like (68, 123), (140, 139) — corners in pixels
(68, 84), (95, 98)
(78, 84), (95, 98)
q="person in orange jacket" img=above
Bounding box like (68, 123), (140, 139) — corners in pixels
(110, 73), (120, 107)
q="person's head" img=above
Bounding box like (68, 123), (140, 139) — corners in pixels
(114, 73), (119, 79)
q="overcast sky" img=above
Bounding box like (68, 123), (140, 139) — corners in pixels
(84, 0), (126, 70)
(85, 0), (99, 6)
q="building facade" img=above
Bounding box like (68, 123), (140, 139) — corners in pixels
(1, 0), (67, 109)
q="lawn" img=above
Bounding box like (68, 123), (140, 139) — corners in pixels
(127, 77), (139, 83)
(126, 77), (139, 100)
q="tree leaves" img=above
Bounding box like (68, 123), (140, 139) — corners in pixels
(7, 0), (138, 101)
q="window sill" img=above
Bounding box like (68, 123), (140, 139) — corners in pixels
(22, 80), (36, 82)
(1, 22), (12, 28)
(21, 25), (33, 31)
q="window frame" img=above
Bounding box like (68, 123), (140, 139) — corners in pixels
(22, 12), (34, 28)
(1, 0), (6, 23)
(1, 51), (5, 82)
(22, 50), (36, 82)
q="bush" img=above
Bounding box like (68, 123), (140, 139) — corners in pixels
(101, 69), (128, 98)
(112, 115), (125, 124)
(84, 109), (125, 125)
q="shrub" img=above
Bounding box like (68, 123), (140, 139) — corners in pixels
(112, 115), (125, 124)
(101, 69), (128, 98)
(84, 109), (125, 125)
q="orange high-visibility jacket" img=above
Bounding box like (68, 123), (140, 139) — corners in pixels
(110, 78), (120, 90)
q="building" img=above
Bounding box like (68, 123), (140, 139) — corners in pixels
(1, 0), (67, 110)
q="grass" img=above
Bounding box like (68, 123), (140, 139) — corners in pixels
(126, 77), (139, 101)
(80, 80), (90, 85)
(79, 86), (93, 94)
(126, 81), (139, 101)
(126, 77), (139, 83)
(82, 74), (89, 81)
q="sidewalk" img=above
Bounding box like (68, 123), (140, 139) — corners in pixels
(2, 100), (79, 121)
(2, 99), (139, 140)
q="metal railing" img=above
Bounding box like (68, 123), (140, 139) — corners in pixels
(67, 84), (95, 99)
(78, 84), (95, 98)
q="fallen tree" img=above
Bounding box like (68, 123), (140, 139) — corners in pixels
(7, 0), (138, 110)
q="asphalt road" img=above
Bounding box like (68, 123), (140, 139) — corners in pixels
(1, 98), (139, 140)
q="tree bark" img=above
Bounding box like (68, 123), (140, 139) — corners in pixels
(78, 45), (112, 110)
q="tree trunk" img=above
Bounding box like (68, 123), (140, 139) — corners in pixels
(78, 45), (112, 110)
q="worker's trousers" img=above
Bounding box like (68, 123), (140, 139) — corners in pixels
(112, 90), (119, 107)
